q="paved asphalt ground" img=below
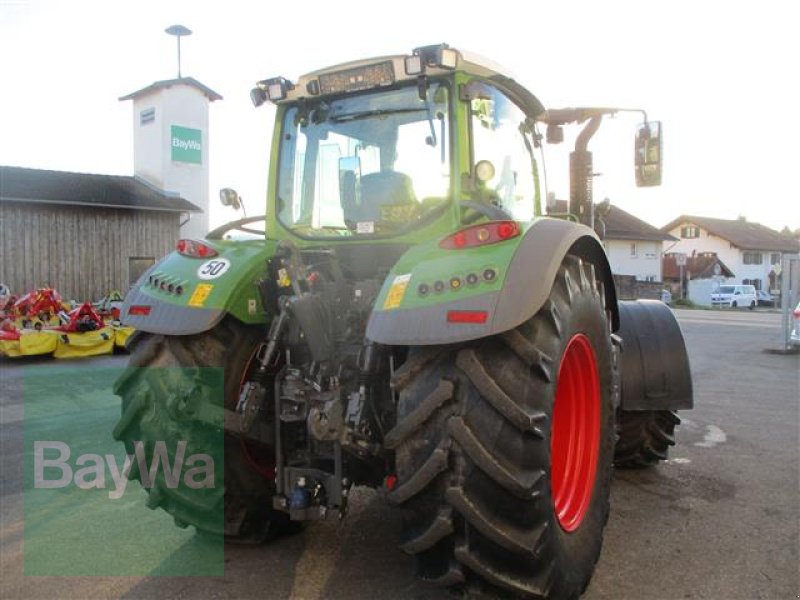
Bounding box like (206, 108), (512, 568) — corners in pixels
(1, 309), (798, 599)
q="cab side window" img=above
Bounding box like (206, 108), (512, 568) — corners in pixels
(469, 87), (535, 221)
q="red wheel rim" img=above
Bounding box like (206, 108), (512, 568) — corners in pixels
(550, 333), (600, 532)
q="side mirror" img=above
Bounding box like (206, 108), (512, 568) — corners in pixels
(634, 121), (662, 187)
(219, 188), (242, 210)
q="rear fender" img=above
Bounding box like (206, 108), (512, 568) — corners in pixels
(618, 300), (693, 410)
(366, 218), (618, 345)
(121, 240), (276, 335)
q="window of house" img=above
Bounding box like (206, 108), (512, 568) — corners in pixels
(630, 243), (637, 257)
(680, 225), (699, 238)
(743, 252), (763, 265)
(140, 107), (155, 125)
(770, 253), (781, 265)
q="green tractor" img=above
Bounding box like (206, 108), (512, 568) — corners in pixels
(114, 44), (692, 598)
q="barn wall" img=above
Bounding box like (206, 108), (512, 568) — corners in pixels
(0, 201), (179, 301)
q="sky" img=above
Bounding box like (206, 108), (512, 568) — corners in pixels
(1, 0), (797, 233)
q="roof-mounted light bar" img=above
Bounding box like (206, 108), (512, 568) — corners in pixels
(251, 44), (463, 107)
(404, 43), (459, 76)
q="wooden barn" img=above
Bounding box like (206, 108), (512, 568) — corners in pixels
(0, 165), (199, 302)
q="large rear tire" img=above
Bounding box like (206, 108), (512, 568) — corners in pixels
(614, 409), (680, 468)
(113, 317), (293, 542)
(386, 256), (615, 598)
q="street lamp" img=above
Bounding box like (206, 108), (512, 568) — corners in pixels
(165, 24), (192, 79)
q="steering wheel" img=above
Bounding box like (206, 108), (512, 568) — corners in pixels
(459, 200), (513, 224)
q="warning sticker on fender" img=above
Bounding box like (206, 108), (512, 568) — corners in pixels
(188, 283), (214, 307)
(383, 274), (411, 310)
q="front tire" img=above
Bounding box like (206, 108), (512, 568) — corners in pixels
(113, 318), (293, 542)
(386, 256), (615, 598)
(614, 409), (680, 468)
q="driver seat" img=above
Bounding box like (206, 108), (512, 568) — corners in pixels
(346, 171), (416, 223)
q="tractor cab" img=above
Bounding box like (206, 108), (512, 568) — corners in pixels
(250, 44), (550, 245)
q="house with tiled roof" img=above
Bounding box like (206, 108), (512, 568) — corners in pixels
(549, 201), (676, 282)
(661, 215), (800, 293)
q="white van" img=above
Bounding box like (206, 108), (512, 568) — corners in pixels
(711, 284), (757, 309)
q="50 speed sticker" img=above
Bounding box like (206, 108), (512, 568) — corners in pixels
(197, 258), (231, 280)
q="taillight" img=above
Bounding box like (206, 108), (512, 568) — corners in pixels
(177, 239), (218, 258)
(439, 221), (520, 249)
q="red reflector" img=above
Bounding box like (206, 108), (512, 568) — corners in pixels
(384, 474), (397, 491)
(447, 310), (488, 324)
(128, 305), (151, 316)
(440, 220), (520, 249)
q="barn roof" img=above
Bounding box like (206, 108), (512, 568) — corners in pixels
(0, 166), (201, 213)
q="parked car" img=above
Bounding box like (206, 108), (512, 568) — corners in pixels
(711, 284), (757, 309)
(756, 290), (775, 307)
(791, 301), (800, 347)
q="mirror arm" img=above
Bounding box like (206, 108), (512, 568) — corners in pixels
(575, 115), (603, 152)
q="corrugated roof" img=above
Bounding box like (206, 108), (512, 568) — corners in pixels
(548, 200), (676, 242)
(119, 77), (222, 102)
(661, 214), (799, 253)
(0, 166), (201, 213)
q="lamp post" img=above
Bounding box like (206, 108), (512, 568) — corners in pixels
(165, 24), (192, 79)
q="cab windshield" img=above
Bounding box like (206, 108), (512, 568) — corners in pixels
(276, 83), (450, 237)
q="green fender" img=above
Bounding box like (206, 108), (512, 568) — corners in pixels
(121, 239), (277, 335)
(365, 218), (618, 346)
